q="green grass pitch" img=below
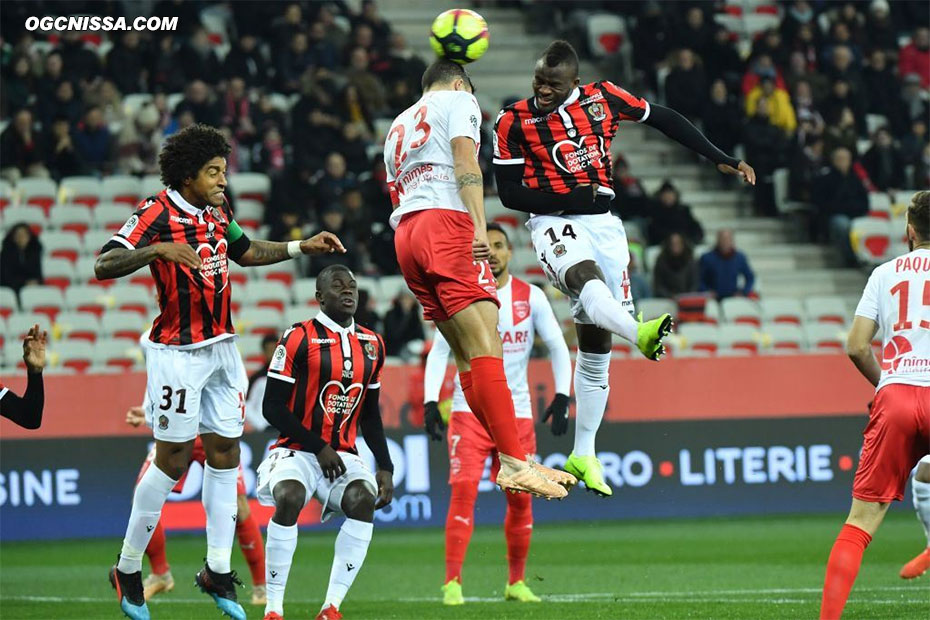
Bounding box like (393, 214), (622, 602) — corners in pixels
(1, 513), (928, 619)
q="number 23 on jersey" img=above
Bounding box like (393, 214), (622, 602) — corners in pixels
(387, 105), (432, 171)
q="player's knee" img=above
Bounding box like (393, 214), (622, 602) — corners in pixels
(204, 437), (240, 469)
(342, 481), (376, 522)
(916, 462), (930, 484)
(272, 481), (306, 526)
(154, 440), (193, 479)
(564, 261), (603, 296)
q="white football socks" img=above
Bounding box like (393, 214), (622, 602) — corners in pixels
(118, 464), (178, 574)
(572, 351), (611, 457)
(202, 463), (238, 574)
(578, 279), (638, 344)
(264, 520), (298, 616)
(913, 478), (930, 546)
(324, 518), (373, 610)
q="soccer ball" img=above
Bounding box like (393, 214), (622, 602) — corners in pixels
(429, 9), (489, 65)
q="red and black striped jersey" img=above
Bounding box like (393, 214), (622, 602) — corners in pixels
(493, 81), (650, 198)
(103, 189), (248, 348)
(267, 312), (386, 454)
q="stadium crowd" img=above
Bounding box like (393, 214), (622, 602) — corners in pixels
(0, 0), (928, 354)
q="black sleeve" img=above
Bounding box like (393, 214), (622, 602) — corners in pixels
(359, 388), (393, 472)
(0, 372), (45, 430)
(644, 104), (740, 168)
(262, 376), (328, 454)
(493, 163), (607, 215)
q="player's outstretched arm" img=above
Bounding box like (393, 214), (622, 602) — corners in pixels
(643, 104), (756, 185)
(0, 326), (47, 430)
(846, 316), (881, 387)
(494, 163), (600, 214)
(234, 232), (346, 267)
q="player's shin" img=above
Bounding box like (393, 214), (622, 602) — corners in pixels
(324, 519), (374, 610)
(203, 464), (239, 574)
(468, 357), (526, 459)
(578, 280), (638, 343)
(118, 465), (178, 574)
(264, 520), (298, 616)
(446, 481), (479, 582)
(572, 351), (611, 457)
(820, 524), (872, 620)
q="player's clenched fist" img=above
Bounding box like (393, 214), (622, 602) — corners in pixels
(472, 230), (491, 262)
(317, 445), (346, 482)
(300, 231), (346, 255)
(125, 406), (146, 427)
(156, 242), (203, 269)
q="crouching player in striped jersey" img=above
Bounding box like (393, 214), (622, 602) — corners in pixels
(257, 265), (394, 620)
(424, 223), (572, 604)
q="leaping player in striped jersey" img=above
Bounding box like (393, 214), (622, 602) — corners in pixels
(493, 41), (755, 496)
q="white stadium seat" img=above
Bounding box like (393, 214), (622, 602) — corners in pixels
(101, 175), (142, 205)
(804, 296), (848, 325)
(760, 298), (803, 325)
(54, 311), (102, 342)
(721, 297), (762, 326)
(49, 205), (93, 235)
(59, 176), (103, 207)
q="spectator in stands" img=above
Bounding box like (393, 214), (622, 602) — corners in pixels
(899, 26), (930, 88)
(914, 142), (930, 189)
(346, 47), (387, 115)
(150, 35), (184, 92)
(383, 292), (425, 358)
(255, 126), (287, 180)
(106, 32), (149, 94)
(746, 76), (797, 135)
(811, 147), (868, 263)
(698, 230), (755, 300)
(646, 181), (704, 247)
(355, 0), (392, 50)
(354, 289), (382, 334)
(824, 45), (863, 95)
(311, 152), (357, 209)
(789, 135), (826, 202)
(306, 20), (339, 72)
(307, 206), (358, 276)
(898, 74), (930, 131)
(0, 109), (47, 181)
(222, 76), (256, 145)
(277, 32), (312, 94)
(677, 7), (713, 58)
(703, 80), (742, 166)
(741, 54), (784, 96)
(612, 155), (652, 227)
(252, 92), (289, 138)
(785, 50), (828, 102)
(224, 34), (269, 88)
(46, 115), (83, 179)
(862, 127), (906, 192)
(791, 81), (825, 139)
(3, 55), (33, 115)
(0, 223), (43, 296)
(899, 118), (928, 167)
(86, 79), (125, 127)
(823, 106), (859, 157)
(865, 0), (898, 53)
(752, 29), (789, 70)
(38, 79), (82, 129)
(703, 26), (743, 87)
(58, 30), (101, 87)
(116, 103), (162, 176)
(338, 122), (371, 175)
(780, 0), (816, 46)
(834, 2), (867, 46)
(37, 51), (64, 104)
(822, 79), (865, 135)
(175, 80), (221, 127)
(268, 209), (306, 243)
(665, 49), (706, 122)
(384, 33), (427, 93)
(743, 98), (789, 215)
(789, 24), (821, 76)
(271, 3), (307, 55)
(653, 233), (699, 299)
(74, 106), (115, 174)
(862, 49), (900, 121)
(631, 1), (671, 91)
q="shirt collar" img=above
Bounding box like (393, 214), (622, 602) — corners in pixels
(166, 188), (205, 217)
(315, 310), (355, 335)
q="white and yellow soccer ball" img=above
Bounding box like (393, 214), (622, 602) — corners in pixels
(429, 8), (489, 64)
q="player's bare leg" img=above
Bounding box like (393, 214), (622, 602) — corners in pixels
(820, 498), (890, 619)
(437, 301), (569, 498)
(901, 459), (930, 579)
(263, 480), (305, 619)
(194, 433), (246, 620)
(112, 439), (193, 620)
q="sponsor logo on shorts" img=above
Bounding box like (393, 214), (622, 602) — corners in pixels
(158, 415), (169, 430)
(553, 243), (567, 257)
(269, 345), (287, 372)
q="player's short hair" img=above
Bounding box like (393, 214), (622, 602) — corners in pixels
(541, 40), (579, 75)
(421, 59), (473, 91)
(908, 191), (929, 241)
(316, 264), (355, 291)
(158, 124), (231, 190)
(486, 222), (511, 245)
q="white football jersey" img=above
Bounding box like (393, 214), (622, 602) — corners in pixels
(855, 248), (930, 390)
(384, 90), (482, 229)
(424, 276), (571, 418)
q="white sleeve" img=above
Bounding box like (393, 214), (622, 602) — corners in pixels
(531, 286), (572, 396)
(854, 268), (881, 321)
(383, 122), (396, 182)
(423, 332), (453, 403)
(447, 92), (482, 144)
(245, 376), (270, 431)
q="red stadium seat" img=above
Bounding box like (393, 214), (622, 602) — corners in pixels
(59, 176), (102, 208)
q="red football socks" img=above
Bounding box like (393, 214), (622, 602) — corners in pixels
(820, 523), (872, 619)
(445, 481), (478, 583)
(504, 489), (532, 584)
(466, 357), (525, 459)
(458, 371), (493, 437)
(145, 521), (170, 575)
(236, 510), (266, 586)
